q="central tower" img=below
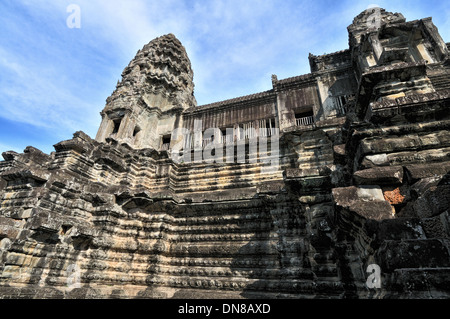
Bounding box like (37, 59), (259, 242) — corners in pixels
(95, 33), (196, 150)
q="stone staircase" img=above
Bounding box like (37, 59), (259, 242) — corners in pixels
(429, 73), (450, 91)
(284, 128), (345, 298)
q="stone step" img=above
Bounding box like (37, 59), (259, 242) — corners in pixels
(297, 163), (332, 170)
(301, 139), (332, 147)
(297, 155), (333, 164)
(303, 143), (332, 150)
(298, 151), (316, 157)
(429, 74), (450, 90)
(433, 82), (450, 89)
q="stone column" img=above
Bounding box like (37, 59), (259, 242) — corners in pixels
(140, 110), (161, 150)
(95, 115), (113, 143)
(369, 34), (383, 62)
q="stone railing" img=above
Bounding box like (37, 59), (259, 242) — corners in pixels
(259, 128), (277, 137)
(296, 116), (314, 127)
(183, 128), (280, 150)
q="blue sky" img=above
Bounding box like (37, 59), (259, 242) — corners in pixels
(0, 0), (449, 155)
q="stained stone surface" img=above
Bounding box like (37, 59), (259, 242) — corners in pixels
(0, 8), (449, 299)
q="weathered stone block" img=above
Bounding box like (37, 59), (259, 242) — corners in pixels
(333, 144), (346, 156)
(298, 193), (331, 204)
(332, 186), (362, 205)
(391, 268), (450, 296)
(376, 239), (450, 271)
(332, 186), (395, 220)
(10, 209), (33, 220)
(388, 147), (450, 166)
(356, 185), (385, 201)
(405, 162), (450, 180)
(298, 176), (331, 190)
(361, 153), (389, 168)
(421, 213), (450, 238)
(28, 216), (61, 233)
(344, 201), (395, 220)
(413, 185), (450, 218)
(0, 217), (22, 239)
(256, 181), (286, 194)
(4, 252), (26, 266)
(359, 135), (421, 155)
(1, 151), (19, 161)
(353, 166), (403, 185)
(0, 167), (49, 183)
(307, 203), (334, 220)
(376, 218), (426, 241)
(0, 225), (20, 240)
(411, 176), (443, 197)
(285, 168), (314, 179)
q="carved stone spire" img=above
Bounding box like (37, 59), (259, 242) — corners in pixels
(347, 8), (445, 117)
(96, 34), (196, 150)
(107, 33), (196, 109)
(348, 7), (406, 45)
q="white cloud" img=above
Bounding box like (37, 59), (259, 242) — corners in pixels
(0, 46), (98, 133)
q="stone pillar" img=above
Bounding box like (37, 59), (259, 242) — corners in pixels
(369, 34), (383, 62)
(115, 113), (132, 140)
(275, 91), (289, 132)
(140, 110), (161, 150)
(95, 115), (113, 143)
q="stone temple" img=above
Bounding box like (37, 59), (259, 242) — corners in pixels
(0, 8), (449, 299)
